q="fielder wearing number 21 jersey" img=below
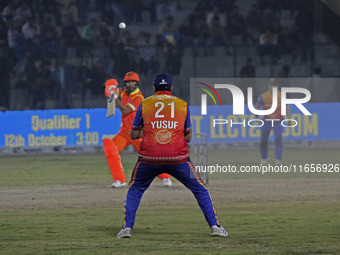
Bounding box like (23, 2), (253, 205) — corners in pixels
(117, 73), (228, 238)
(132, 90), (191, 164)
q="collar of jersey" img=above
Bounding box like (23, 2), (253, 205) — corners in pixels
(155, 91), (172, 96)
(125, 87), (140, 96)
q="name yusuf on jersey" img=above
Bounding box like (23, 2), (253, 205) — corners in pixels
(151, 120), (179, 129)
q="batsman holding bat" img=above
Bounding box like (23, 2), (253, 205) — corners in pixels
(103, 71), (172, 188)
(117, 73), (228, 238)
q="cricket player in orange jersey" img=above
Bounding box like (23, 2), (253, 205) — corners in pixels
(103, 71), (172, 188)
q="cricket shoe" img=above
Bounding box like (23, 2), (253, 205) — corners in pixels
(275, 159), (282, 165)
(260, 158), (268, 164)
(117, 227), (132, 238)
(111, 180), (127, 188)
(163, 178), (172, 187)
(211, 225), (228, 237)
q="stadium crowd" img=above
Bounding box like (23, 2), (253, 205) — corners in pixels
(0, 0), (328, 110)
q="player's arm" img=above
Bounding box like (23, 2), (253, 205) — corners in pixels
(118, 94), (143, 115)
(184, 105), (192, 142)
(131, 105), (143, 140)
(131, 129), (143, 140)
(116, 98), (134, 115)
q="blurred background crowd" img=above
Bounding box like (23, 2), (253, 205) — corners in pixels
(0, 0), (339, 111)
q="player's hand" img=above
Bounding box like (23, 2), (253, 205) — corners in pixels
(108, 92), (118, 102)
(105, 85), (118, 97)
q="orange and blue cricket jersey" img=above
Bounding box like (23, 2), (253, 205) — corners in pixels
(122, 91), (220, 229)
(256, 90), (283, 160)
(132, 91), (191, 164)
(256, 90), (283, 120)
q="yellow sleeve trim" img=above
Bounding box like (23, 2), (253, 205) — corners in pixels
(127, 103), (136, 111)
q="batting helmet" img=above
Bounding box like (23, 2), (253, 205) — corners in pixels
(123, 71), (140, 82)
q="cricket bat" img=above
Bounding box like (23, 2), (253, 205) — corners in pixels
(106, 96), (115, 118)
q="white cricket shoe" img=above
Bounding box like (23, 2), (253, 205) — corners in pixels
(111, 180), (127, 188)
(275, 159), (282, 165)
(163, 178), (172, 187)
(260, 158), (268, 164)
(211, 225), (228, 237)
(117, 227), (132, 238)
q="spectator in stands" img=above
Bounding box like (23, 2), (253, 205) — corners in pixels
(53, 55), (77, 108)
(41, 29), (61, 58)
(14, 1), (32, 24)
(57, 0), (80, 25)
(37, 0), (62, 26)
(2, 1), (15, 21)
(7, 21), (20, 59)
(41, 59), (56, 98)
(83, 59), (107, 97)
(41, 17), (58, 42)
(11, 49), (39, 109)
(277, 27), (297, 63)
(137, 32), (157, 75)
(258, 28), (279, 65)
(262, 7), (281, 33)
(92, 35), (114, 76)
(30, 76), (45, 109)
(227, 5), (248, 44)
(31, 35), (43, 58)
(141, 0), (156, 24)
(61, 17), (80, 51)
(156, 1), (176, 22)
(179, 17), (197, 48)
(295, 6), (314, 63)
(121, 31), (139, 73)
(309, 67), (328, 102)
(21, 17), (40, 44)
(312, 67), (322, 78)
(165, 47), (181, 76)
(277, 0), (298, 16)
(208, 15), (230, 55)
(257, 0), (279, 14)
(0, 49), (11, 110)
(0, 20), (8, 48)
(98, 0), (114, 26)
(188, 7), (205, 25)
(109, 0), (124, 32)
(246, 3), (262, 44)
(125, 0), (143, 24)
(194, 17), (211, 55)
(239, 57), (255, 78)
(277, 64), (290, 78)
(206, 5), (226, 27)
(98, 22), (112, 45)
(77, 0), (88, 25)
(159, 15), (176, 34)
(82, 17), (100, 46)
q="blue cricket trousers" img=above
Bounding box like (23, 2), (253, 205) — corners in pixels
(122, 158), (220, 229)
(260, 120), (283, 160)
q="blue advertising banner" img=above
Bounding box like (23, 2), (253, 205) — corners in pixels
(0, 103), (339, 148)
(0, 109), (121, 148)
(190, 103), (340, 143)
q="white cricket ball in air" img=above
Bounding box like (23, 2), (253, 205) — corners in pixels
(119, 22), (126, 29)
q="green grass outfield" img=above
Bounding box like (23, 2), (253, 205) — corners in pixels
(0, 148), (339, 255)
